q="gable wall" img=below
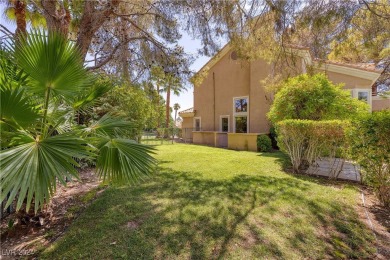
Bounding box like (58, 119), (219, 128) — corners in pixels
(194, 50), (250, 131)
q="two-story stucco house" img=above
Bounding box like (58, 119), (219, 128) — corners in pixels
(179, 44), (390, 151)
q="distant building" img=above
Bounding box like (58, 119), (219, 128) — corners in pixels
(179, 44), (389, 151)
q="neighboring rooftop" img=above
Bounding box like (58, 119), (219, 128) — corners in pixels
(178, 107), (194, 114)
(319, 60), (382, 73)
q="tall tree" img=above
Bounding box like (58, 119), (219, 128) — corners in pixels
(4, 0), (27, 37)
(161, 74), (183, 129)
(4, 0), (389, 85)
(173, 103), (181, 125)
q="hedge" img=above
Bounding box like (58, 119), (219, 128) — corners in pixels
(276, 120), (347, 173)
(347, 110), (390, 207)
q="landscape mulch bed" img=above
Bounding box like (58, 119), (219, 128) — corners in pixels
(0, 168), (103, 259)
(356, 188), (390, 259)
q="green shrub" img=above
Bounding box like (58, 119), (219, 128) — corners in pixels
(257, 134), (272, 152)
(277, 120), (347, 173)
(268, 73), (369, 123)
(269, 126), (279, 149)
(347, 110), (390, 207)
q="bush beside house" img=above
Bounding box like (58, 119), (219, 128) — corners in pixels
(347, 110), (390, 207)
(269, 73), (389, 207)
(257, 134), (272, 152)
(276, 120), (347, 173)
(268, 73), (369, 123)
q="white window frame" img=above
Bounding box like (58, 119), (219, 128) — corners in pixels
(220, 115), (230, 132)
(233, 96), (249, 133)
(193, 117), (201, 131)
(352, 89), (372, 111)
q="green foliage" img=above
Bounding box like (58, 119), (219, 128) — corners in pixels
(14, 30), (90, 98)
(347, 110), (390, 207)
(257, 134), (272, 152)
(268, 73), (369, 124)
(277, 120), (347, 173)
(328, 0), (390, 63)
(0, 32), (156, 212)
(93, 84), (163, 136)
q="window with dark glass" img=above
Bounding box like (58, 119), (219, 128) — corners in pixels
(235, 116), (247, 133)
(221, 117), (229, 132)
(358, 91), (369, 103)
(234, 98), (248, 113)
(195, 118), (201, 131)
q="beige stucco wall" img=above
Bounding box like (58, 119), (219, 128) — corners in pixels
(194, 50), (250, 132)
(248, 59), (272, 133)
(193, 131), (216, 146)
(372, 98), (390, 111)
(227, 133), (259, 152)
(181, 116), (193, 141)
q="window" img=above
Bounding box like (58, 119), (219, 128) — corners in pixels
(194, 117), (201, 131)
(358, 91), (369, 102)
(352, 89), (372, 110)
(220, 116), (229, 132)
(234, 97), (248, 113)
(235, 116), (247, 133)
(233, 96), (249, 133)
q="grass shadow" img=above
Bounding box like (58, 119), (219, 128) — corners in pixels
(43, 166), (375, 259)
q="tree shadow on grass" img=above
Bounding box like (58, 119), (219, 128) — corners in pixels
(42, 166), (376, 259)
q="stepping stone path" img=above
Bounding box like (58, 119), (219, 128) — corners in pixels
(307, 158), (361, 182)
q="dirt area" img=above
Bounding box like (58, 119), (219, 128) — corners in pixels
(0, 168), (103, 259)
(356, 188), (390, 259)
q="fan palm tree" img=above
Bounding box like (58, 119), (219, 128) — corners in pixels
(0, 31), (155, 213)
(160, 75), (185, 129)
(4, 0), (46, 36)
(173, 103), (180, 125)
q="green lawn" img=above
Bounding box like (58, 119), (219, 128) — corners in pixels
(42, 144), (375, 259)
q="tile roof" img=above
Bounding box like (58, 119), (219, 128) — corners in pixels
(317, 59), (382, 73)
(178, 107), (194, 114)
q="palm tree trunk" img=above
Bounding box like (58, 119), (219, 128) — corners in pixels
(174, 110), (177, 125)
(157, 84), (160, 128)
(165, 85), (171, 129)
(14, 0), (26, 37)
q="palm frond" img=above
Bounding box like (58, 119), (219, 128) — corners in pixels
(12, 30), (90, 98)
(96, 138), (156, 184)
(0, 86), (39, 129)
(84, 114), (136, 137)
(0, 47), (29, 89)
(71, 79), (111, 112)
(0, 133), (94, 212)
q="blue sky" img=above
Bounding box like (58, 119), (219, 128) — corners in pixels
(0, 9), (222, 114)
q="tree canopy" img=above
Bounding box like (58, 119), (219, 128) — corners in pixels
(2, 0), (389, 85)
(268, 73), (369, 123)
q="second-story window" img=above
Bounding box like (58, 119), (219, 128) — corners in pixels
(233, 96), (249, 133)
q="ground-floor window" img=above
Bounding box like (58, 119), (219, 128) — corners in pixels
(235, 116), (247, 133)
(194, 117), (201, 131)
(220, 116), (229, 132)
(351, 89), (372, 110)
